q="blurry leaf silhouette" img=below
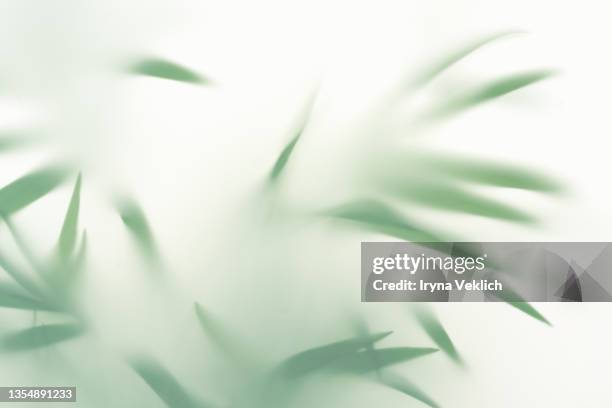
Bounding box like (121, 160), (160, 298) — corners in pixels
(1, 215), (46, 275)
(1, 323), (84, 352)
(413, 153), (562, 193)
(117, 197), (160, 268)
(326, 199), (444, 242)
(0, 132), (35, 152)
(0, 165), (71, 216)
(0, 248), (45, 297)
(194, 302), (252, 368)
(129, 356), (210, 408)
(267, 89), (318, 184)
(380, 371), (440, 408)
(425, 70), (556, 120)
(268, 135), (300, 183)
(330, 347), (438, 373)
(491, 284), (551, 325)
(128, 57), (207, 85)
(0, 281), (55, 311)
(414, 306), (462, 365)
(276, 331), (392, 378)
(56, 174), (82, 261)
(410, 31), (520, 88)
(385, 181), (535, 223)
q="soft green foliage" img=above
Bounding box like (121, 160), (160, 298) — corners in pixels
(128, 57), (207, 85)
(410, 31), (520, 88)
(414, 153), (563, 193)
(493, 285), (551, 325)
(268, 135), (300, 182)
(330, 347), (439, 373)
(0, 165), (71, 216)
(129, 356), (211, 408)
(387, 180), (535, 223)
(57, 174), (82, 261)
(0, 323), (85, 352)
(380, 371), (440, 408)
(414, 306), (462, 364)
(276, 331), (392, 378)
(427, 70), (556, 120)
(326, 199), (444, 242)
(117, 197), (160, 266)
(0, 282), (55, 311)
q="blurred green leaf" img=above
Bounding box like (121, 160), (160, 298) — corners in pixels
(1, 215), (46, 275)
(380, 371), (440, 408)
(326, 199), (444, 242)
(0, 282), (55, 311)
(331, 347), (438, 373)
(492, 285), (551, 325)
(128, 57), (207, 85)
(414, 306), (462, 364)
(129, 356), (210, 408)
(117, 197), (159, 265)
(416, 154), (562, 193)
(267, 91), (318, 184)
(0, 165), (71, 216)
(0, 133), (32, 152)
(0, 249), (45, 297)
(1, 323), (84, 352)
(412, 31), (519, 88)
(277, 331), (393, 378)
(387, 182), (535, 223)
(57, 174), (82, 261)
(427, 70), (556, 119)
(268, 135), (300, 183)
(194, 302), (251, 367)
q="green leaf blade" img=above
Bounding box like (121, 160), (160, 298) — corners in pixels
(412, 31), (520, 88)
(129, 356), (209, 408)
(326, 199), (444, 242)
(414, 307), (462, 364)
(1, 323), (84, 352)
(331, 347), (439, 374)
(0, 282), (55, 311)
(277, 331), (393, 378)
(429, 70), (556, 119)
(128, 57), (207, 85)
(381, 371), (440, 408)
(0, 165), (71, 216)
(57, 174), (82, 261)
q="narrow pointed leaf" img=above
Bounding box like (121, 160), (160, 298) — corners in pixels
(1, 323), (84, 352)
(326, 200), (444, 242)
(277, 331), (393, 378)
(0, 249), (44, 297)
(129, 356), (210, 408)
(117, 198), (159, 264)
(427, 70), (556, 119)
(417, 154), (562, 193)
(0, 282), (55, 311)
(381, 371), (440, 408)
(194, 302), (250, 366)
(268, 90), (318, 183)
(57, 174), (82, 261)
(331, 347), (438, 373)
(128, 57), (206, 84)
(492, 285), (551, 325)
(414, 307), (462, 364)
(412, 31), (519, 88)
(0, 165), (71, 216)
(1, 215), (46, 275)
(269, 135), (300, 182)
(388, 182), (535, 223)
